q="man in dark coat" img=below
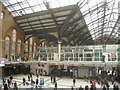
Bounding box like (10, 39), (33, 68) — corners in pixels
(23, 77), (26, 85)
(73, 76), (76, 86)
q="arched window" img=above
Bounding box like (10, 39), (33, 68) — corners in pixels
(17, 39), (21, 54)
(5, 37), (10, 58)
(29, 37), (33, 55)
(33, 43), (36, 58)
(30, 37), (32, 45)
(12, 29), (16, 42)
(11, 29), (16, 54)
(1, 11), (4, 19)
(25, 41), (28, 53)
(34, 43), (36, 53)
(42, 42), (45, 47)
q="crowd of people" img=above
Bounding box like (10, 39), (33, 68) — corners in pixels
(1, 73), (120, 90)
(2, 75), (18, 90)
(71, 77), (119, 90)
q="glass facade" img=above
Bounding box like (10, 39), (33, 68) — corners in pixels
(38, 45), (119, 62)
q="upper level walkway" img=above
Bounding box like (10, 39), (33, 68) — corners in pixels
(3, 44), (119, 67)
(5, 58), (119, 67)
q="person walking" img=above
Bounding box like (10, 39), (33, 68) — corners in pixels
(36, 73), (39, 78)
(53, 76), (56, 84)
(31, 76), (34, 85)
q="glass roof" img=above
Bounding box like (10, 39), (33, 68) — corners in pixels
(2, 0), (120, 44)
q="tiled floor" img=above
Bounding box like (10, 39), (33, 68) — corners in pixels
(2, 74), (120, 89)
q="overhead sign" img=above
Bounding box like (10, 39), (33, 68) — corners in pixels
(111, 55), (117, 57)
(117, 48), (120, 51)
(0, 58), (5, 67)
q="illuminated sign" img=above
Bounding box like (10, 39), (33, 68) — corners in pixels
(111, 55), (116, 57)
(117, 48), (120, 51)
(0, 58), (5, 67)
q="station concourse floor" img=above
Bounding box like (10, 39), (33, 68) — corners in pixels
(2, 74), (120, 89)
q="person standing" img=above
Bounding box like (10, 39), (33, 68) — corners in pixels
(79, 85), (83, 90)
(0, 84), (2, 90)
(30, 73), (32, 78)
(23, 77), (26, 85)
(103, 85), (107, 90)
(90, 83), (95, 90)
(14, 81), (18, 89)
(3, 78), (5, 84)
(7, 78), (10, 88)
(28, 75), (30, 81)
(53, 76), (56, 84)
(115, 85), (119, 90)
(4, 83), (8, 90)
(36, 74), (39, 78)
(73, 76), (76, 86)
(36, 78), (38, 87)
(54, 81), (57, 90)
(51, 74), (53, 83)
(85, 85), (89, 90)
(10, 75), (13, 83)
(71, 86), (74, 90)
(31, 76), (34, 84)
(93, 79), (96, 87)
(106, 82), (110, 90)
(112, 77), (114, 85)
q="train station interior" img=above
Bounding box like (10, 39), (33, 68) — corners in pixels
(0, 0), (120, 89)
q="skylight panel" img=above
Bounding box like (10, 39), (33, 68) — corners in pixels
(40, 4), (47, 11)
(69, 0), (79, 5)
(28, 0), (39, 6)
(14, 4), (21, 10)
(32, 5), (42, 12)
(21, 1), (29, 8)
(58, 0), (70, 7)
(9, 0), (17, 4)
(49, 1), (60, 8)
(17, 0), (25, 2)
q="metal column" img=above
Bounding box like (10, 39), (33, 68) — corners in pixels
(58, 41), (61, 77)
(0, 1), (3, 83)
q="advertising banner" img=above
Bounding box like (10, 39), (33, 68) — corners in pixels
(0, 58), (5, 67)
